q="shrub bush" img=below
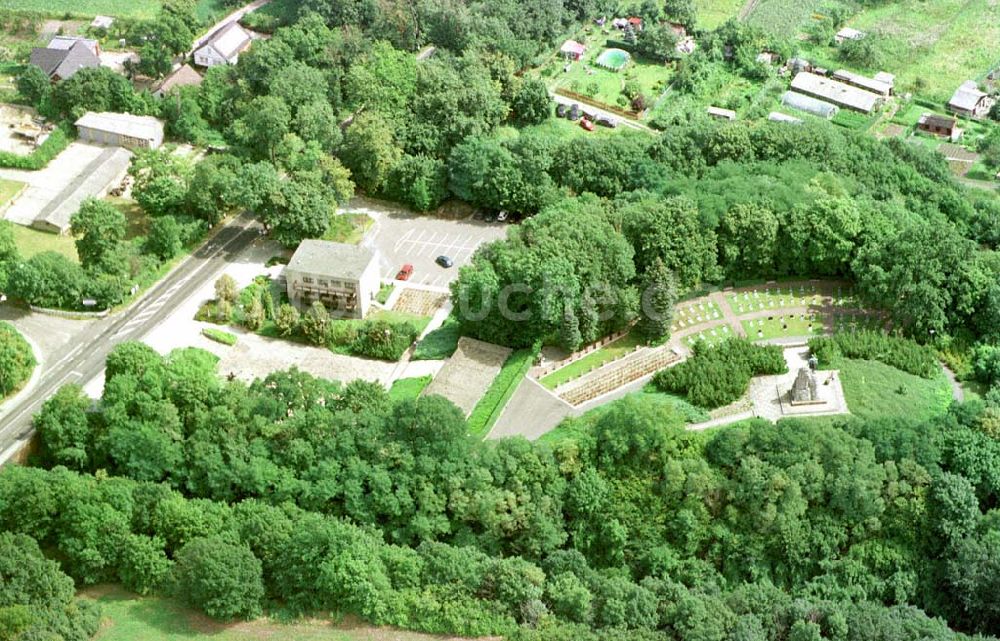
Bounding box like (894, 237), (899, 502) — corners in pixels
(0, 321), (35, 397)
(351, 319), (419, 360)
(202, 328), (237, 346)
(809, 330), (939, 379)
(652, 339), (786, 408)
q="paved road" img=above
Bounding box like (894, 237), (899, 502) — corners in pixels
(0, 215), (260, 464)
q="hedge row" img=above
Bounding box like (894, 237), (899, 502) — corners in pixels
(653, 339), (787, 409)
(201, 327), (237, 346)
(808, 330), (939, 378)
(467, 344), (539, 437)
(0, 127), (70, 170)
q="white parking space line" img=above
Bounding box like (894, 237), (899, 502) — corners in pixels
(393, 228), (413, 252)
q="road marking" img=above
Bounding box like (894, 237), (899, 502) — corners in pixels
(393, 228), (413, 252)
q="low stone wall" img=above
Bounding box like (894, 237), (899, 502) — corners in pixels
(29, 304), (110, 319)
(536, 329), (630, 378)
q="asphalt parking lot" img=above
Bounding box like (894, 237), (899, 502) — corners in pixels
(368, 209), (507, 289)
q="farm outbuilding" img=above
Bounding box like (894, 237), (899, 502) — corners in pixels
(790, 72), (881, 113)
(781, 91), (839, 119)
(74, 112), (164, 150)
(832, 69), (893, 96)
(948, 80), (995, 118)
(707, 106), (736, 120)
(835, 27), (864, 43)
(918, 114), (961, 140)
(768, 111), (803, 124)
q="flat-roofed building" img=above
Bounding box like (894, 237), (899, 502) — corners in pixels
(790, 72), (881, 113)
(74, 112), (164, 149)
(285, 239), (380, 319)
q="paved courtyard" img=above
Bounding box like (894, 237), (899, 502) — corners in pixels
(351, 197), (507, 290)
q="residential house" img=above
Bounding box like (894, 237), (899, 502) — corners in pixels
(948, 80), (996, 118)
(627, 16), (643, 30)
(74, 112), (164, 149)
(560, 40), (586, 61)
(790, 72), (881, 113)
(917, 114), (961, 141)
(29, 37), (100, 81)
(193, 22), (252, 67)
(284, 240), (381, 319)
(152, 64), (203, 98)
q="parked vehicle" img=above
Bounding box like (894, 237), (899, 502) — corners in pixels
(580, 117), (595, 131)
(556, 103), (568, 118)
(497, 210), (509, 222)
(596, 115), (618, 128)
(396, 263), (414, 280)
(435, 255), (454, 268)
(568, 103), (581, 120)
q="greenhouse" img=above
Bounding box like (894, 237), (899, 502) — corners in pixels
(595, 48), (631, 71)
(781, 91), (839, 119)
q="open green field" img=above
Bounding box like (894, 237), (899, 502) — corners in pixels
(87, 587), (467, 641)
(10, 222), (78, 261)
(539, 331), (643, 390)
(745, 0), (834, 36)
(831, 357), (953, 421)
(832, 0), (1000, 102)
(696, 0), (746, 29)
(2, 0), (161, 19)
(194, 0), (227, 23)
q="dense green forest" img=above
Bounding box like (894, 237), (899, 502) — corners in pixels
(4, 340), (1000, 640)
(3, 0), (1000, 639)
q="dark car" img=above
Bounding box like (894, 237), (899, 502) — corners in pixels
(596, 115), (618, 128)
(568, 104), (581, 121)
(556, 103), (568, 118)
(435, 255), (454, 268)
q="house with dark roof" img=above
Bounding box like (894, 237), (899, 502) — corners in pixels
(152, 64), (203, 98)
(917, 114), (961, 141)
(193, 22), (252, 67)
(29, 38), (100, 81)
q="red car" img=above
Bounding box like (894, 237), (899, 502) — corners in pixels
(396, 264), (414, 281)
(580, 117), (595, 132)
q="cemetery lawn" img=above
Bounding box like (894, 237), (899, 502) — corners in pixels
(828, 357), (952, 421)
(539, 332), (644, 390)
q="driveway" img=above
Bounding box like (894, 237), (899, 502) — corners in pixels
(350, 197), (507, 291)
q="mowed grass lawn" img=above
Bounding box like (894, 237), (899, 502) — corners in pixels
(87, 587), (465, 641)
(2, 0), (161, 19)
(10, 222), (78, 261)
(832, 357), (953, 421)
(844, 0), (1000, 101)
